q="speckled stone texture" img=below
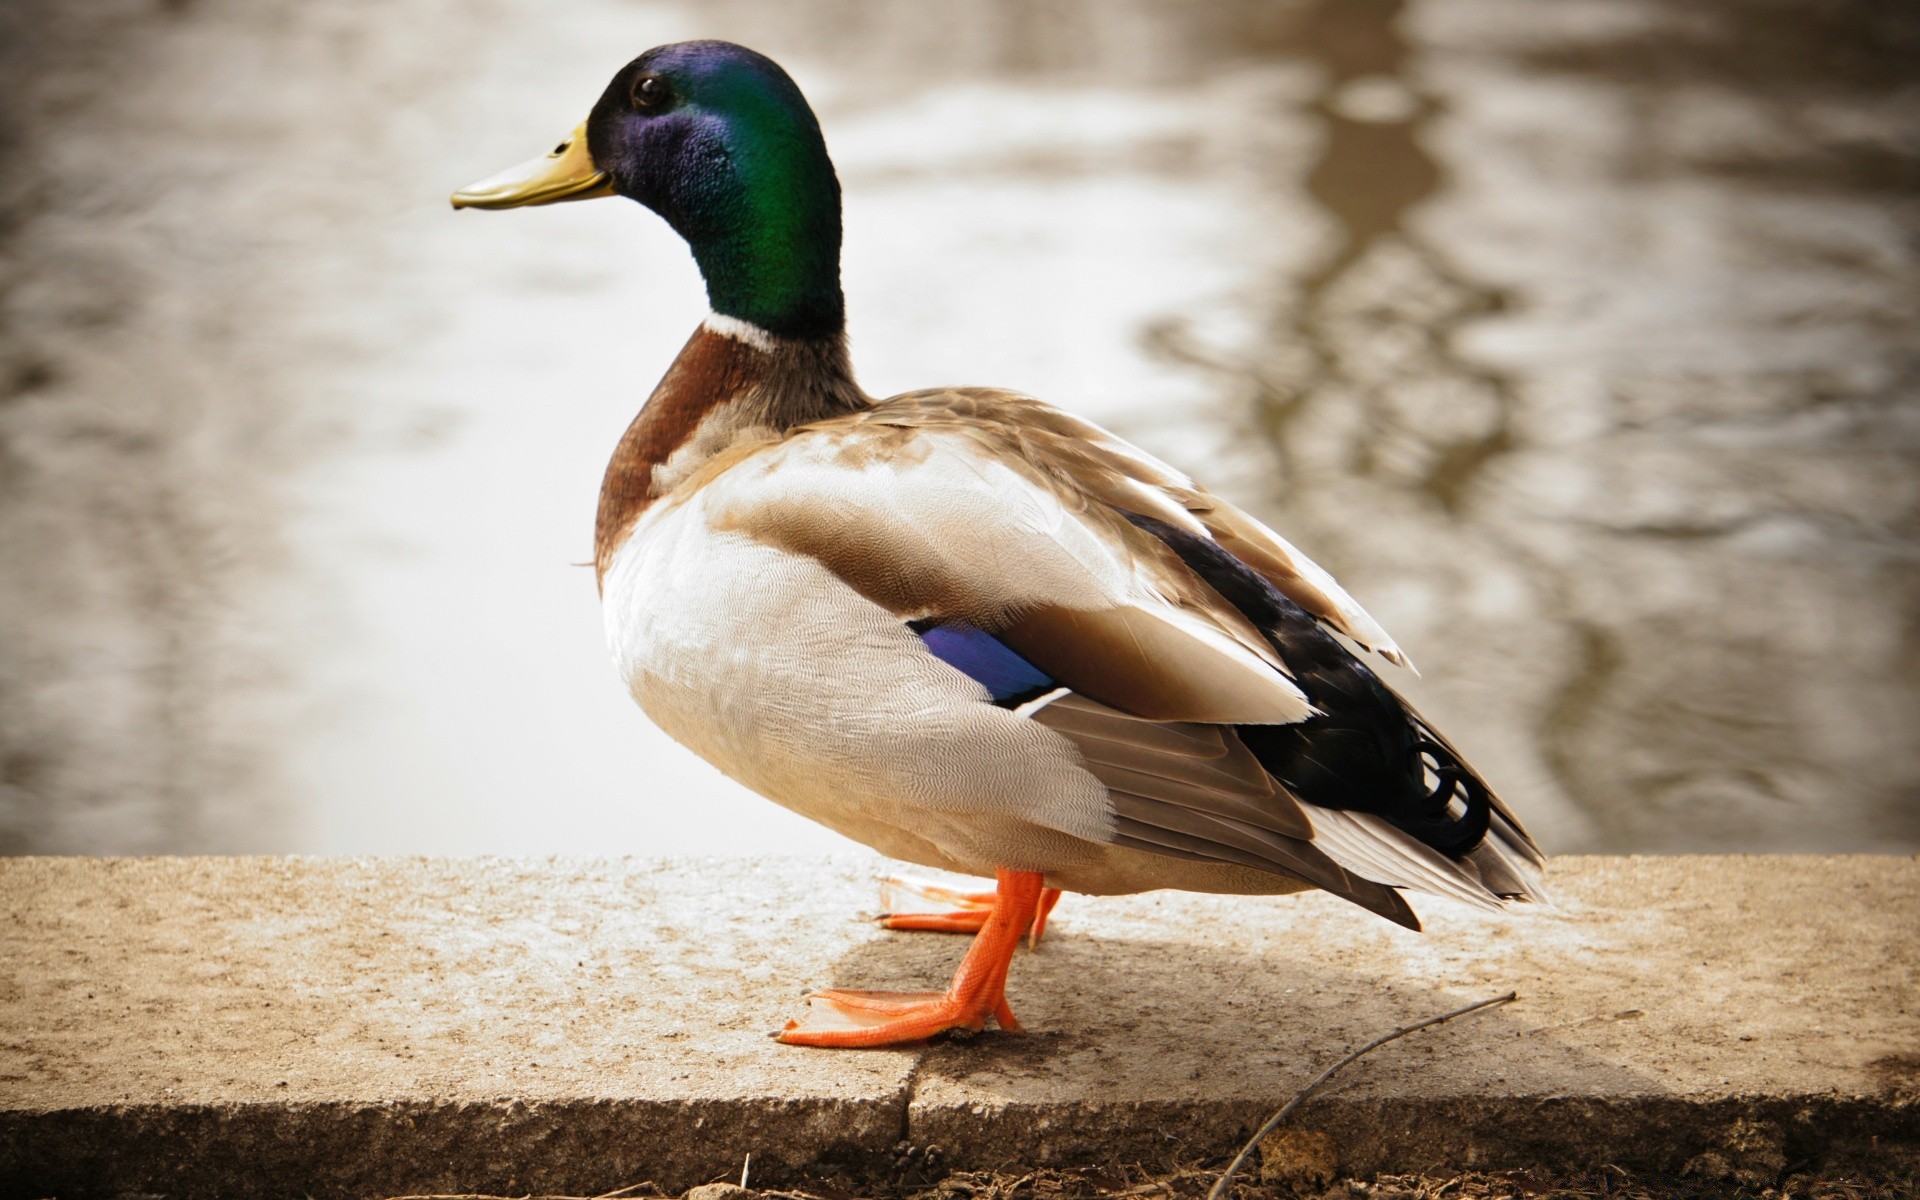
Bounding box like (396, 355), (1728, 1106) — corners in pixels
(1, 856), (1915, 1198)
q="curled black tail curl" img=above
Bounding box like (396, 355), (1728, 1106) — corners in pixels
(1400, 733), (1492, 858)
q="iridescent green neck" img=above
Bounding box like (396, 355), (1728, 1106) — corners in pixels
(692, 195), (843, 339)
(675, 73), (844, 338)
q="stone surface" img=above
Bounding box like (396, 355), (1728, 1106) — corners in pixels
(905, 855), (1920, 1174)
(0, 857), (913, 1198)
(2, 855), (1916, 1198)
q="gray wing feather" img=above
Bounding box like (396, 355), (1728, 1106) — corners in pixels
(1033, 693), (1420, 928)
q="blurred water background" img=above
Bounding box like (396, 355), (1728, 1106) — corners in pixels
(0, 0), (1915, 858)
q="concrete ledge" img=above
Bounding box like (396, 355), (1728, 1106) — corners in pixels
(2, 856), (1915, 1198)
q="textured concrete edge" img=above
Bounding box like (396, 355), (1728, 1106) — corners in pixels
(0, 1095), (906, 1200)
(907, 1093), (1920, 1178)
(6, 1092), (1916, 1200)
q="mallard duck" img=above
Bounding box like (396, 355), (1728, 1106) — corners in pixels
(451, 40), (1545, 1048)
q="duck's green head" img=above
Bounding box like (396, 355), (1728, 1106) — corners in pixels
(453, 41), (843, 340)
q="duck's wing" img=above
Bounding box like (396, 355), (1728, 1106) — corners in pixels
(840, 389), (1411, 669)
(702, 399), (1317, 726)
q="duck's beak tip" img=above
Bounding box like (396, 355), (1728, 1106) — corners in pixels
(449, 120), (613, 213)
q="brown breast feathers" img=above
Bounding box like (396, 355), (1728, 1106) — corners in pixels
(593, 326), (766, 581)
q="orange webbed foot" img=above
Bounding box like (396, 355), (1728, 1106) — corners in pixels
(778, 988), (1017, 1046)
(878, 875), (1063, 946)
(779, 868), (1047, 1048)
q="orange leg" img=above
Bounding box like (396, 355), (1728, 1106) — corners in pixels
(779, 868), (1046, 1048)
(879, 876), (1064, 947)
(1029, 885), (1063, 947)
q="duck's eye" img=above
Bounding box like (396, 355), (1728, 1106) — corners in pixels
(631, 74), (668, 111)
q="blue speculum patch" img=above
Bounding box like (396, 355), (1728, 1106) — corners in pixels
(910, 620), (1055, 706)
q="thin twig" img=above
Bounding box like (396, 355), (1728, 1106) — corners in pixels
(1206, 991), (1518, 1200)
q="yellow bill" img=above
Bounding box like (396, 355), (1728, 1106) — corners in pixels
(450, 121), (614, 210)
